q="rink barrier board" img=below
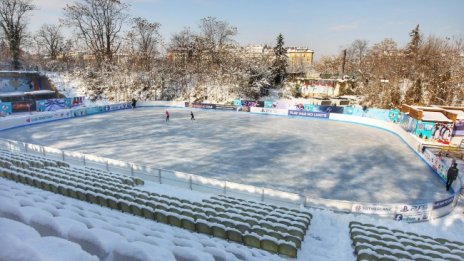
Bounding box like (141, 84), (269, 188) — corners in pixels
(0, 101), (461, 222)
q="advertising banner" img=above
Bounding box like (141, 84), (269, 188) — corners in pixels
(393, 203), (432, 222)
(415, 121), (435, 139)
(0, 102), (12, 115)
(72, 97), (85, 107)
(250, 107), (288, 115)
(303, 104), (314, 111)
(433, 196), (455, 210)
(316, 105), (344, 113)
(109, 103), (131, 111)
(264, 101), (273, 108)
(388, 109), (400, 123)
(12, 100), (35, 112)
(423, 149), (449, 180)
(241, 100), (264, 107)
(215, 104), (236, 110)
(452, 120), (464, 136)
(36, 99), (66, 111)
(233, 99), (242, 106)
(191, 102), (216, 109)
(432, 122), (454, 144)
(288, 110), (329, 118)
(351, 203), (395, 216)
(25, 110), (72, 124)
(400, 114), (417, 132)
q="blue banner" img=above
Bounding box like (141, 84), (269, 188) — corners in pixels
(288, 110), (330, 118)
(233, 99), (242, 106)
(264, 101), (273, 108)
(0, 102), (12, 115)
(64, 98), (73, 108)
(36, 99), (66, 111)
(415, 121), (435, 139)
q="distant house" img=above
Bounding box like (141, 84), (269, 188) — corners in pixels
(286, 47), (314, 78)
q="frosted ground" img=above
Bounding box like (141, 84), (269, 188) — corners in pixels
(1, 175), (464, 261)
(0, 107), (449, 204)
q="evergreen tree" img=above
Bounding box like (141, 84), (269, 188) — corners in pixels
(272, 33), (287, 86)
(403, 25), (423, 105)
(406, 24), (421, 57)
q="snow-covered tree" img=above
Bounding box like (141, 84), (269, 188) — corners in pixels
(62, 0), (129, 65)
(35, 24), (64, 60)
(0, 0), (35, 69)
(271, 33), (287, 86)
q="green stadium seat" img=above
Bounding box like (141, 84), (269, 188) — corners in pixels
(278, 242), (297, 258)
(130, 204), (143, 217)
(285, 235), (301, 249)
(260, 239), (278, 253)
(236, 223), (250, 233)
(244, 234), (261, 248)
(195, 220), (211, 235)
(118, 201), (131, 213)
(288, 228), (304, 240)
(168, 214), (182, 228)
(86, 193), (98, 204)
(133, 178), (144, 186)
(181, 217), (196, 232)
(181, 210), (195, 219)
(155, 211), (168, 224)
(141, 207), (155, 220)
(97, 195), (108, 207)
(227, 228), (243, 244)
(212, 225), (227, 240)
(68, 189), (78, 199)
(107, 197), (119, 210)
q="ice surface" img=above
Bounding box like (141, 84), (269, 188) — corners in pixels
(0, 107), (448, 204)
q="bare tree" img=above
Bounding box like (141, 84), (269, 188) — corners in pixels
(170, 27), (195, 50)
(198, 17), (237, 65)
(130, 17), (161, 70)
(35, 24), (64, 60)
(314, 55), (341, 77)
(0, 0), (35, 69)
(349, 39), (369, 66)
(62, 0), (129, 65)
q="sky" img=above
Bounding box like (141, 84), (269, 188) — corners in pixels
(29, 0), (464, 60)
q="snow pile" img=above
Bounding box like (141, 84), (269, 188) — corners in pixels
(0, 178), (286, 261)
(45, 72), (87, 99)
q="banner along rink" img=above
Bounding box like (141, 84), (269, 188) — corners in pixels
(0, 107), (449, 204)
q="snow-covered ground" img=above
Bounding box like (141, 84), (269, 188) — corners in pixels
(0, 107), (449, 204)
(1, 174), (463, 261)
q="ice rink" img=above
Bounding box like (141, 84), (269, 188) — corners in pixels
(1, 107), (449, 204)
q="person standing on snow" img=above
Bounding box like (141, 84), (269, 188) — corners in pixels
(446, 162), (459, 191)
(190, 111), (195, 120)
(165, 110), (170, 123)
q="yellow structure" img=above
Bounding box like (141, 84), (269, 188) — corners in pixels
(286, 47), (314, 76)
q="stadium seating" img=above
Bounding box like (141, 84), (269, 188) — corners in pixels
(0, 148), (313, 257)
(0, 178), (281, 261)
(349, 221), (464, 261)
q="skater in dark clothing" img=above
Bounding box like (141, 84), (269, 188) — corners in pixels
(190, 111), (195, 120)
(165, 110), (170, 122)
(131, 98), (137, 109)
(446, 162), (459, 191)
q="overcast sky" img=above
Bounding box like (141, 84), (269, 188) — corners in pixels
(30, 0), (464, 59)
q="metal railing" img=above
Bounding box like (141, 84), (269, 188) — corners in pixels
(0, 130), (461, 223)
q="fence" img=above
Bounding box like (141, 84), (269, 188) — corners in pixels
(1, 101), (462, 222)
(0, 137), (461, 223)
(0, 138), (306, 208)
